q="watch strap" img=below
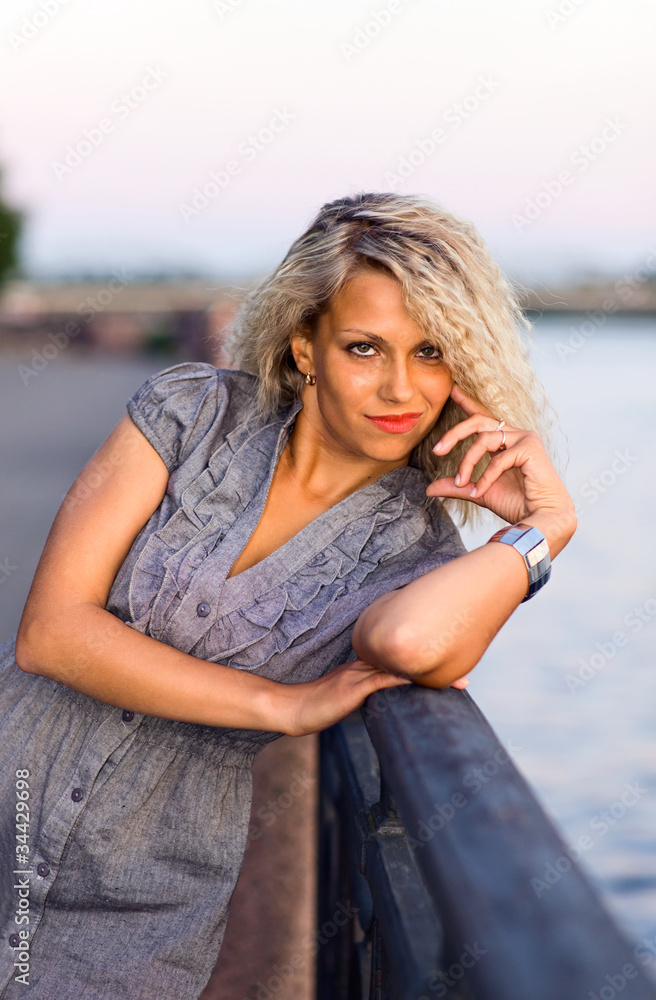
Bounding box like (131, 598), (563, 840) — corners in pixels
(487, 522), (551, 602)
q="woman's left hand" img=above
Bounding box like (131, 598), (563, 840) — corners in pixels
(426, 384), (574, 525)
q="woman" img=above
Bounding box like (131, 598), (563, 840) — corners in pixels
(0, 191), (576, 999)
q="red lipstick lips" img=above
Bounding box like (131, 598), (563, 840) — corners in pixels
(365, 412), (422, 434)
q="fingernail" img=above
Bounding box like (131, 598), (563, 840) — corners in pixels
(454, 473), (461, 486)
(469, 486), (477, 497)
(433, 440), (443, 452)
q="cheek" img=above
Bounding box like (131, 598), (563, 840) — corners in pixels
(345, 370), (378, 393)
(428, 370), (454, 405)
(318, 357), (376, 400)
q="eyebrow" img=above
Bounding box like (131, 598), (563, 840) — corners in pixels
(337, 328), (432, 350)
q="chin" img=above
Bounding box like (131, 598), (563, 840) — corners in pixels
(363, 439), (417, 464)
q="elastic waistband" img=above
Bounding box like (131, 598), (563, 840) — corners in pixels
(2, 632), (272, 767)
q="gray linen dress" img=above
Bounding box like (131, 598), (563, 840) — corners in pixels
(0, 362), (467, 1000)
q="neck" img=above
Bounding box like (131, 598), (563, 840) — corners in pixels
(281, 402), (410, 506)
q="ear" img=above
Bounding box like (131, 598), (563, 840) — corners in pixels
(289, 322), (315, 374)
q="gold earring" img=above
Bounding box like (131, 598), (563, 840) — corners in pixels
(304, 371), (316, 385)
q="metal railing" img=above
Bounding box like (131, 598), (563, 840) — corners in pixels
(317, 683), (656, 1000)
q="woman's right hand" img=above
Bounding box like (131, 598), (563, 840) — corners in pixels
(280, 658), (469, 737)
(280, 658), (413, 737)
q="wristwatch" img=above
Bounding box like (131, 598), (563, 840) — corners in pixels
(487, 522), (551, 602)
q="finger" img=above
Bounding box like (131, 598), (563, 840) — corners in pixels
(450, 677), (470, 689)
(425, 476), (486, 502)
(433, 413), (508, 455)
(348, 661), (413, 688)
(468, 447), (521, 498)
(357, 671), (413, 707)
(453, 431), (514, 486)
(378, 673), (413, 688)
(449, 383), (494, 419)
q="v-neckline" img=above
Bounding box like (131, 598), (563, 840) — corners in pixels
(218, 399), (421, 604)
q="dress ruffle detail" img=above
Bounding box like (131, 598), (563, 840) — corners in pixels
(126, 406), (271, 638)
(108, 364), (462, 681)
(193, 492), (414, 670)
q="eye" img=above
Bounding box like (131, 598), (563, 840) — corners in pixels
(348, 342), (377, 357)
(418, 344), (442, 359)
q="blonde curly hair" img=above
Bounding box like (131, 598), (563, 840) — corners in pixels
(223, 191), (555, 528)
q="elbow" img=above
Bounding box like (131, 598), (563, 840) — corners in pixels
(14, 617), (60, 677)
(386, 630), (477, 689)
(14, 624), (40, 674)
(353, 610), (444, 680)
(359, 619), (474, 687)
(377, 623), (427, 677)
(383, 623), (449, 680)
(352, 596), (477, 685)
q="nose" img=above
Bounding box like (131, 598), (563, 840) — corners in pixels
(378, 356), (415, 404)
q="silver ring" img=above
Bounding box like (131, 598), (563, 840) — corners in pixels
(493, 418), (507, 452)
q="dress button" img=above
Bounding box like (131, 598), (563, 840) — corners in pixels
(8, 933), (20, 948)
(196, 602), (211, 618)
(122, 710), (134, 722)
(36, 862), (50, 877)
(71, 787), (84, 802)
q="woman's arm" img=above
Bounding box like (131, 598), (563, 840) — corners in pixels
(15, 414), (409, 736)
(14, 414), (285, 730)
(351, 386), (577, 688)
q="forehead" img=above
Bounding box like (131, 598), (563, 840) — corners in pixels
(321, 270), (423, 337)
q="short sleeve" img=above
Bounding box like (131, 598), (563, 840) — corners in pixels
(126, 362), (226, 473)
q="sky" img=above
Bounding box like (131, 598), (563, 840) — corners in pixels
(0, 0), (654, 286)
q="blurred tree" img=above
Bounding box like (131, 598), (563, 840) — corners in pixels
(0, 165), (24, 290)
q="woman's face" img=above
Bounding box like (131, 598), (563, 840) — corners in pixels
(290, 269), (454, 467)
